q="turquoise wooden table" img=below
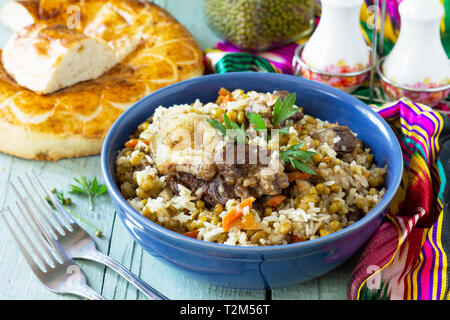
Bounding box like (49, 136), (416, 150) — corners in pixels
(0, 0), (357, 300)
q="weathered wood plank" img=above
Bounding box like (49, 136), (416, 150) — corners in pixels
(271, 256), (358, 300)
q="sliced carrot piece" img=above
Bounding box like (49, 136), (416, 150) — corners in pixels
(238, 197), (256, 209)
(267, 195), (287, 207)
(125, 139), (149, 148)
(288, 171), (312, 183)
(125, 139), (139, 148)
(219, 87), (232, 96)
(218, 87), (234, 102)
(222, 208), (242, 232)
(223, 95), (234, 103)
(183, 230), (199, 239)
(222, 197), (256, 232)
(234, 213), (259, 230)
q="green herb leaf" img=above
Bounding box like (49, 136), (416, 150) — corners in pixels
(289, 158), (316, 175)
(68, 185), (85, 194)
(280, 143), (317, 175)
(235, 125), (246, 145)
(273, 93), (300, 126)
(207, 114), (246, 144)
(206, 119), (226, 136)
(223, 113), (234, 130)
(92, 177), (98, 194)
(69, 176), (108, 211)
(246, 112), (267, 131)
(97, 185), (108, 196)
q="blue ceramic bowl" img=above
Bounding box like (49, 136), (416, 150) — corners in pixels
(101, 72), (403, 290)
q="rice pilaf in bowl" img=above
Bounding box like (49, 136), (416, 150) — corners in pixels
(115, 88), (387, 247)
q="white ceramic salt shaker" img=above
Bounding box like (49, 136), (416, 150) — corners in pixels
(382, 0), (450, 88)
(301, 0), (370, 74)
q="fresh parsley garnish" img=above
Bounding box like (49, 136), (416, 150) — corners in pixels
(273, 93), (300, 126)
(68, 176), (107, 211)
(207, 113), (246, 144)
(206, 118), (226, 136)
(246, 112), (267, 131)
(280, 143), (316, 175)
(46, 188), (103, 237)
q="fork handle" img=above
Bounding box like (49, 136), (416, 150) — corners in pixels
(74, 284), (107, 300)
(81, 249), (168, 300)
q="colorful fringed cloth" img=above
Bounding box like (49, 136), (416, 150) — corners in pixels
(349, 99), (450, 300)
(205, 42), (298, 75)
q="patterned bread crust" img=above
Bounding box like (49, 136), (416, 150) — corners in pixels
(0, 0), (204, 160)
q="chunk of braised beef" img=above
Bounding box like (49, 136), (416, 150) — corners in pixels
(330, 126), (357, 154)
(168, 172), (235, 206)
(279, 109), (304, 127)
(273, 90), (290, 99)
(347, 209), (362, 223)
(314, 126), (357, 156)
(215, 142), (289, 199)
(308, 174), (325, 185)
(203, 174), (236, 206)
(168, 141), (290, 207)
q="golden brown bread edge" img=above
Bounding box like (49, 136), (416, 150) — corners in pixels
(0, 0), (204, 161)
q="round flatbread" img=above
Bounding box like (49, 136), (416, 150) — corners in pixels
(0, 0), (204, 160)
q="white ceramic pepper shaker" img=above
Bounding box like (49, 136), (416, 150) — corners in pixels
(382, 0), (450, 89)
(301, 0), (370, 74)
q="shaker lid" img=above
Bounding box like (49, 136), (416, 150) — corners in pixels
(399, 0), (444, 21)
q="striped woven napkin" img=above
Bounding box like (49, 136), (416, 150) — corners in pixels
(351, 100), (450, 300)
(203, 1), (450, 300)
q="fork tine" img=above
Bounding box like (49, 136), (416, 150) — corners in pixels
(30, 170), (75, 227)
(11, 181), (65, 262)
(13, 200), (56, 265)
(20, 194), (75, 264)
(10, 180), (58, 240)
(14, 201), (60, 268)
(24, 172), (73, 234)
(17, 176), (66, 238)
(1, 207), (47, 273)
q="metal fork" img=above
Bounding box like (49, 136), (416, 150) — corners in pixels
(26, 171), (168, 300)
(1, 191), (105, 300)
